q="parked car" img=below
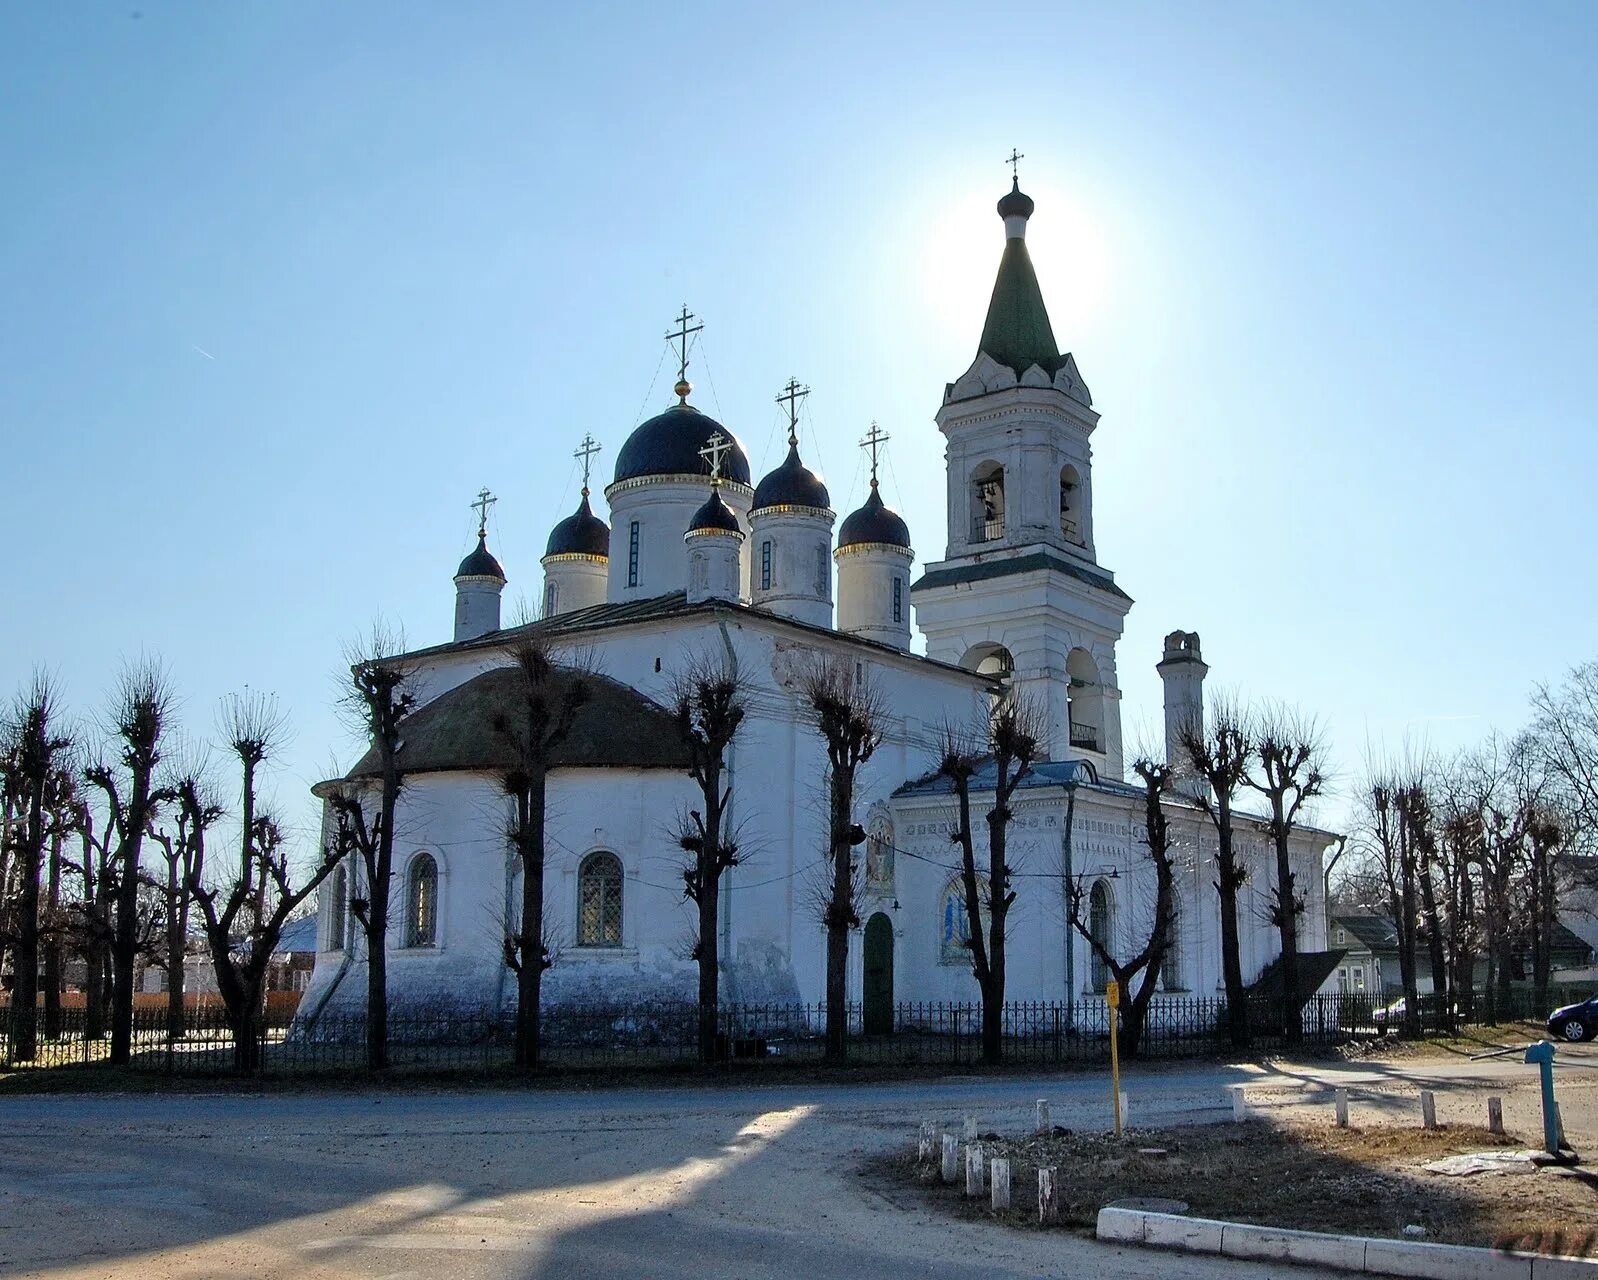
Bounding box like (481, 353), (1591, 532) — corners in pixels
(1372, 993), (1455, 1035)
(1546, 996), (1598, 1043)
(1373, 997), (1406, 1035)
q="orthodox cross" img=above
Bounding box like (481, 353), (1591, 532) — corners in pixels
(666, 305), (703, 383)
(1006, 148), (1024, 180)
(573, 433), (602, 494)
(699, 430), (732, 482)
(859, 421), (889, 485)
(776, 377), (809, 447)
(471, 487), (497, 538)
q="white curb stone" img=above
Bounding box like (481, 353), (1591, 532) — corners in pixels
(1093, 1208), (1596, 1279)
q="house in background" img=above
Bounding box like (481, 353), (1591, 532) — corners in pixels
(1328, 914), (1395, 995)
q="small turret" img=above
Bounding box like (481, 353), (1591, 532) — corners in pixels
(454, 533), (506, 643)
(835, 424), (912, 650)
(1156, 630), (1208, 801)
(684, 430), (744, 605)
(541, 436), (610, 617)
(750, 379), (834, 627)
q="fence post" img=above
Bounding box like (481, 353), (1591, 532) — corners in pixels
(1035, 1099), (1051, 1134)
(918, 1121), (937, 1160)
(1228, 1085), (1248, 1121)
(1038, 1167), (1058, 1223)
(1488, 1096), (1504, 1135)
(1335, 1088), (1349, 1128)
(1420, 1091), (1437, 1130)
(965, 1142), (986, 1197)
(990, 1156), (1011, 1211)
(962, 1115), (977, 1142)
(940, 1133), (960, 1184)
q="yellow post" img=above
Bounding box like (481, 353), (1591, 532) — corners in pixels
(1106, 979), (1122, 1136)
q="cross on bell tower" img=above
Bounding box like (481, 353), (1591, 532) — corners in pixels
(471, 487), (496, 538)
(1006, 147), (1024, 180)
(573, 434), (601, 495)
(859, 421), (890, 488)
(776, 377), (809, 448)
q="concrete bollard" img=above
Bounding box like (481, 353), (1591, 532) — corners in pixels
(1035, 1099), (1051, 1134)
(990, 1156), (1011, 1211)
(965, 1142), (986, 1197)
(1228, 1085), (1248, 1122)
(1335, 1088), (1350, 1128)
(1421, 1091), (1438, 1130)
(941, 1133), (960, 1184)
(1487, 1096), (1504, 1135)
(918, 1120), (937, 1160)
(962, 1115), (977, 1142)
(1038, 1166), (1059, 1223)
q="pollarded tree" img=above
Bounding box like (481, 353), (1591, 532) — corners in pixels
(218, 691), (290, 927)
(490, 637), (592, 1071)
(1179, 696), (1253, 1047)
(799, 654), (885, 1063)
(327, 623), (418, 1070)
(1066, 756), (1178, 1058)
(937, 691), (1044, 1066)
(669, 651), (749, 1064)
(84, 660), (174, 1065)
(1244, 705), (1326, 1044)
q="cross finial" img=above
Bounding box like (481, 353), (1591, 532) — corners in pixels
(666, 304), (704, 401)
(471, 487), (497, 538)
(573, 434), (602, 495)
(776, 377), (809, 448)
(698, 430), (732, 483)
(859, 421), (890, 487)
(1006, 148), (1024, 181)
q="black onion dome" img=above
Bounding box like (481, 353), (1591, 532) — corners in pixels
(544, 492), (610, 558)
(688, 488), (743, 535)
(997, 177), (1035, 222)
(752, 443), (831, 512)
(838, 485), (911, 549)
(456, 533), (506, 580)
(612, 404), (751, 485)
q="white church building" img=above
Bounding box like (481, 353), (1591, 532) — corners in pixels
(299, 173), (1336, 1025)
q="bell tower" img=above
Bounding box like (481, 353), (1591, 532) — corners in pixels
(910, 162), (1133, 777)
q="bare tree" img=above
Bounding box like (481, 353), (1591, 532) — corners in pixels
(489, 638), (592, 1071)
(936, 692), (1043, 1065)
(1066, 756), (1177, 1057)
(83, 660), (173, 1065)
(1244, 705), (1326, 1044)
(1180, 696), (1253, 1046)
(1, 674), (72, 1060)
(1533, 662), (1598, 834)
(669, 650), (748, 1063)
(1362, 766), (1422, 1033)
(329, 624), (417, 1071)
(218, 691), (290, 926)
(799, 655), (885, 1062)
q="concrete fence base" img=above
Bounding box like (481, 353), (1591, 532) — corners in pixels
(1097, 1206), (1596, 1279)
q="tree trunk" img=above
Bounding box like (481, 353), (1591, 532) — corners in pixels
(513, 781), (547, 1072)
(42, 830), (63, 1042)
(1273, 831), (1301, 1045)
(1419, 865), (1449, 1012)
(109, 767), (154, 1066)
(824, 769), (851, 1064)
(982, 804), (1010, 1067)
(165, 857), (186, 1042)
(695, 754), (725, 1065)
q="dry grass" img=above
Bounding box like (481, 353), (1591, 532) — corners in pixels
(891, 1118), (1598, 1253)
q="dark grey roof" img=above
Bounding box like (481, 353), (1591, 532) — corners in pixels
(752, 443), (831, 512)
(895, 757), (1143, 801)
(345, 665), (690, 780)
(1333, 914), (1400, 950)
(996, 177), (1035, 223)
(838, 485), (911, 549)
(689, 488), (743, 534)
(275, 916), (320, 955)
(545, 492), (610, 558)
(456, 534), (506, 581)
(912, 549), (1131, 603)
(613, 403), (751, 485)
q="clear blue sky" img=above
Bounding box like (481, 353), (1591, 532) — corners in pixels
(2, 2), (1594, 842)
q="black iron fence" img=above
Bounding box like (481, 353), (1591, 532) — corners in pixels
(1, 986), (1588, 1077)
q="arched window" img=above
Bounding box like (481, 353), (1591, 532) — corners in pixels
(960, 642), (1014, 679)
(406, 853), (439, 948)
(1067, 648), (1104, 753)
(1060, 465), (1082, 544)
(970, 462), (1005, 543)
(325, 863), (347, 953)
(577, 851), (623, 947)
(1089, 879), (1113, 993)
(544, 580), (559, 618)
(940, 875), (990, 965)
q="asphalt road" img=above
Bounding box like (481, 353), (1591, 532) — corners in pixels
(1, 1051), (1591, 1280)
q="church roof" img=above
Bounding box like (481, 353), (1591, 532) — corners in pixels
(455, 533), (506, 581)
(895, 757), (1143, 801)
(688, 487), (743, 534)
(911, 549), (1132, 602)
(977, 180), (1072, 377)
(838, 485), (911, 550)
(752, 443), (831, 513)
(613, 403), (751, 486)
(545, 492), (610, 559)
(342, 665), (690, 780)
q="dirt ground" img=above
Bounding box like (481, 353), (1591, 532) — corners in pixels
(894, 1064), (1598, 1254)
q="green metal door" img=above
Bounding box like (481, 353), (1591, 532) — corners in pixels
(863, 912), (894, 1035)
